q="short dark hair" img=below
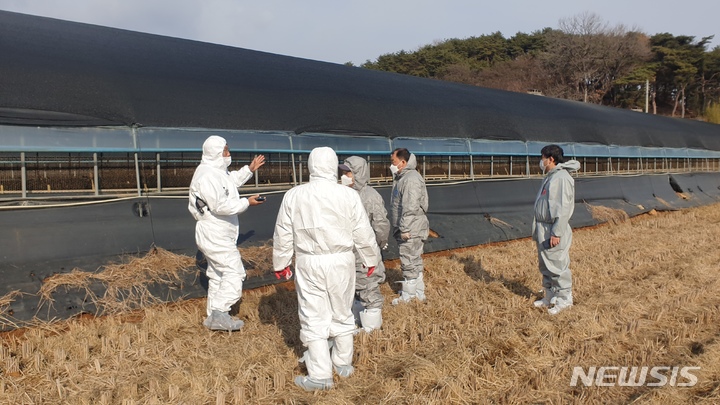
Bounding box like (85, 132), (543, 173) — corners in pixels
(392, 148), (411, 162)
(541, 144), (565, 164)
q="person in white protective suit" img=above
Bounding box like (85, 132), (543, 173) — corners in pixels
(532, 144), (580, 315)
(188, 135), (266, 331)
(273, 147), (381, 391)
(340, 156), (390, 333)
(389, 148), (429, 305)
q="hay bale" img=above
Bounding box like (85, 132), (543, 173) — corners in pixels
(586, 203), (630, 224)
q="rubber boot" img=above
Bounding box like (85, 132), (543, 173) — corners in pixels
(296, 339), (333, 390)
(352, 299), (365, 327)
(415, 272), (426, 302)
(359, 308), (382, 333)
(533, 287), (554, 308)
(294, 376), (334, 391)
(548, 292), (573, 315)
(331, 333), (354, 378)
(392, 277), (418, 305)
(204, 310), (244, 331)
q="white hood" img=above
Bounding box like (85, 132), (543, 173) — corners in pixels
(308, 147), (338, 182)
(201, 135), (227, 170)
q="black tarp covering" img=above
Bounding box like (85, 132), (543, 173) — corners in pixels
(2, 173), (719, 328)
(1, 10), (720, 149)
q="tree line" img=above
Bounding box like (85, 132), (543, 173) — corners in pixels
(355, 13), (720, 123)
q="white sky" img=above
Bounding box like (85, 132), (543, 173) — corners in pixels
(1, 0), (717, 65)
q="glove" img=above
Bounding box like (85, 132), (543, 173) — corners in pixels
(401, 232), (411, 241)
(275, 266), (293, 280)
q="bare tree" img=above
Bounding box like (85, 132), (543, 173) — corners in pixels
(542, 12), (651, 104)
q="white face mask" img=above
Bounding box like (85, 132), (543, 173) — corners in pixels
(341, 174), (353, 186)
(390, 164), (399, 176)
(223, 156), (232, 168)
(539, 159), (545, 171)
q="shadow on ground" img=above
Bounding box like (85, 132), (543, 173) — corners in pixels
(453, 254), (536, 299)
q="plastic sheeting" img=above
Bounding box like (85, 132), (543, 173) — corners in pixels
(2, 173), (719, 328)
(1, 10), (720, 152)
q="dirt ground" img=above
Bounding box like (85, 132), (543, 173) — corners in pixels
(1, 203), (720, 404)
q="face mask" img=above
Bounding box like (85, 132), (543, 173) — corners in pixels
(390, 164), (399, 176)
(539, 159), (545, 171)
(224, 156), (232, 168)
(341, 174), (353, 186)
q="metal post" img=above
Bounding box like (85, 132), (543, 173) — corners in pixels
(156, 153), (162, 193)
(608, 157), (612, 174)
(526, 155), (530, 177)
(298, 155), (302, 184)
(509, 156), (513, 176)
(131, 127), (142, 196)
(423, 156), (426, 178)
(254, 154), (259, 187)
(469, 155), (474, 180)
(367, 155), (371, 183)
(595, 157), (598, 174)
(448, 156), (451, 179)
(490, 155), (494, 177)
(94, 152), (100, 196)
(21, 152), (27, 198)
(290, 153), (297, 186)
(134, 153), (142, 196)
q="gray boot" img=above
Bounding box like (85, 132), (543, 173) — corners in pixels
(392, 278), (418, 305)
(297, 339), (333, 389)
(359, 308), (382, 333)
(533, 287), (554, 308)
(294, 376), (334, 391)
(203, 310), (244, 331)
(331, 333), (354, 378)
(548, 292), (573, 315)
(415, 272), (426, 302)
(352, 299), (365, 327)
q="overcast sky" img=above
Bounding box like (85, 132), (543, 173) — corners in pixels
(1, 0), (717, 65)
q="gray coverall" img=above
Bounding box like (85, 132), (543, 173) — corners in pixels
(532, 160), (580, 302)
(344, 156), (390, 310)
(389, 153), (429, 280)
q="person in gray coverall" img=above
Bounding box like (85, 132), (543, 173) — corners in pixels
(389, 148), (429, 305)
(340, 156), (390, 332)
(532, 145), (580, 315)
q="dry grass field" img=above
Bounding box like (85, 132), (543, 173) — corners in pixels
(2, 203), (720, 404)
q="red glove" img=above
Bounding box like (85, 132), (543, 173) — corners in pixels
(275, 266), (293, 280)
(367, 266), (375, 277)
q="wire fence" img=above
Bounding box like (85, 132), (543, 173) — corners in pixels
(0, 152), (718, 197)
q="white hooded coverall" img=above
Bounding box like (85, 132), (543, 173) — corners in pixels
(273, 147), (380, 381)
(188, 135), (254, 317)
